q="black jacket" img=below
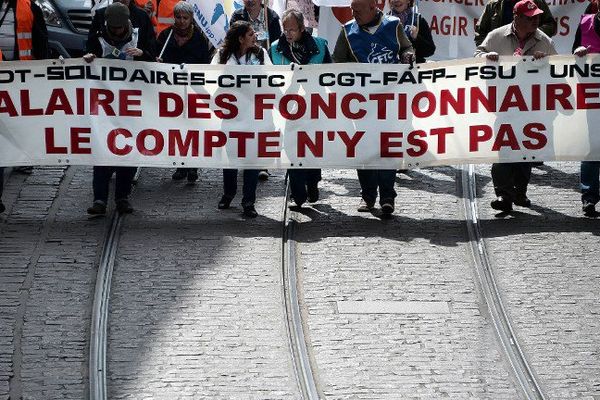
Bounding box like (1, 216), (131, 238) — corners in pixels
(157, 25), (213, 64)
(87, 3), (156, 61)
(230, 6), (281, 48)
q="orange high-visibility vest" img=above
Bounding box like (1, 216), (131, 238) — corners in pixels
(0, 48), (3, 61)
(156, 0), (177, 35)
(16, 0), (34, 60)
(134, 0), (158, 29)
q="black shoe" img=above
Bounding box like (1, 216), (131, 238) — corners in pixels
(243, 205), (258, 218)
(397, 169), (408, 174)
(14, 166), (33, 175)
(582, 201), (596, 217)
(187, 170), (198, 183)
(172, 169), (187, 181)
(381, 202), (394, 215)
(116, 199), (133, 214)
(87, 201), (107, 216)
(491, 197), (513, 212)
(357, 199), (375, 212)
(218, 196), (232, 209)
(258, 170), (270, 181)
(513, 195), (531, 208)
(0, 201), (5, 214)
(307, 184), (319, 203)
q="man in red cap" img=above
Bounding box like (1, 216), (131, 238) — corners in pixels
(474, 0), (557, 213)
(475, 0), (555, 46)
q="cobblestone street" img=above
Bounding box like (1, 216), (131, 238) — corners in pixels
(0, 163), (598, 399)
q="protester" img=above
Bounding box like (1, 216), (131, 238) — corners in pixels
(269, 9), (331, 207)
(156, 0), (179, 35)
(475, 0), (556, 46)
(0, 0), (48, 181)
(573, 8), (600, 217)
(475, 0), (557, 213)
(231, 0), (282, 50)
(231, 0), (282, 181)
(211, 21), (272, 218)
(84, 2), (155, 215)
(88, 0), (156, 59)
(387, 0), (435, 63)
(134, 0), (158, 30)
(585, 0), (599, 14)
(157, 1), (213, 183)
(333, 0), (414, 216)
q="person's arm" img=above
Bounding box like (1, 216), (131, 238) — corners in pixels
(474, 32), (497, 59)
(474, 4), (492, 46)
(413, 15), (435, 60)
(396, 23), (415, 63)
(322, 44), (333, 64)
(31, 2), (49, 59)
(86, 12), (104, 56)
(535, 0), (557, 38)
(332, 28), (354, 63)
(572, 25), (583, 53)
(262, 48), (272, 65)
(136, 12), (157, 61)
(268, 11), (282, 44)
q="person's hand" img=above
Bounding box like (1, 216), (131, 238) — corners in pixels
(402, 52), (415, 66)
(408, 25), (418, 40)
(532, 51), (547, 60)
(83, 53), (96, 63)
(155, 57), (163, 62)
(574, 45), (590, 57)
(125, 47), (143, 57)
(485, 51), (499, 61)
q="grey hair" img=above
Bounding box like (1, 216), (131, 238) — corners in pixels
(173, 1), (194, 16)
(281, 8), (305, 31)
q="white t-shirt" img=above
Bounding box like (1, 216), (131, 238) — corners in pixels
(210, 47), (272, 65)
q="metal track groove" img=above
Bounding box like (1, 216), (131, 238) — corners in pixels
(281, 177), (320, 400)
(89, 169), (140, 400)
(461, 164), (545, 400)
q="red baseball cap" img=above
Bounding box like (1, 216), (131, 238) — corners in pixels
(513, 0), (544, 17)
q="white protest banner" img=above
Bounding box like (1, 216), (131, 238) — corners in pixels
(315, 2), (595, 59)
(188, 0), (243, 48)
(0, 56), (599, 169)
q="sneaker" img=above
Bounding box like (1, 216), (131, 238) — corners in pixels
(14, 166), (33, 175)
(381, 202), (394, 215)
(87, 201), (107, 216)
(258, 170), (270, 181)
(0, 201), (5, 214)
(218, 195), (232, 210)
(582, 201), (596, 217)
(357, 199), (375, 212)
(187, 170), (198, 183)
(172, 169), (187, 180)
(307, 184), (319, 203)
(243, 205), (258, 218)
(513, 195), (531, 208)
(490, 197), (513, 212)
(116, 199), (133, 214)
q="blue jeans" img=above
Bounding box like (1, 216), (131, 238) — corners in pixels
(92, 166), (136, 204)
(223, 169), (259, 207)
(357, 169), (397, 205)
(581, 161), (600, 204)
(289, 169), (321, 205)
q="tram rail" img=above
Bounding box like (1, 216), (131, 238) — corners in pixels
(461, 164), (546, 400)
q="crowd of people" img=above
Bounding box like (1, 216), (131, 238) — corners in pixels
(0, 0), (599, 218)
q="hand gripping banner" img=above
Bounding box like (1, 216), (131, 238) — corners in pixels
(0, 55), (599, 169)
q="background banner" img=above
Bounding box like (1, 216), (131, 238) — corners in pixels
(316, 1), (595, 59)
(0, 56), (598, 169)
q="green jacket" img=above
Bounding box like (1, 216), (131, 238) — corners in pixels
(474, 0), (557, 46)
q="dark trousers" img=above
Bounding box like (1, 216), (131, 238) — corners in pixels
(92, 166), (136, 204)
(289, 169), (321, 204)
(581, 161), (600, 204)
(223, 169), (259, 207)
(0, 167), (4, 200)
(491, 162), (532, 200)
(357, 169), (397, 205)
